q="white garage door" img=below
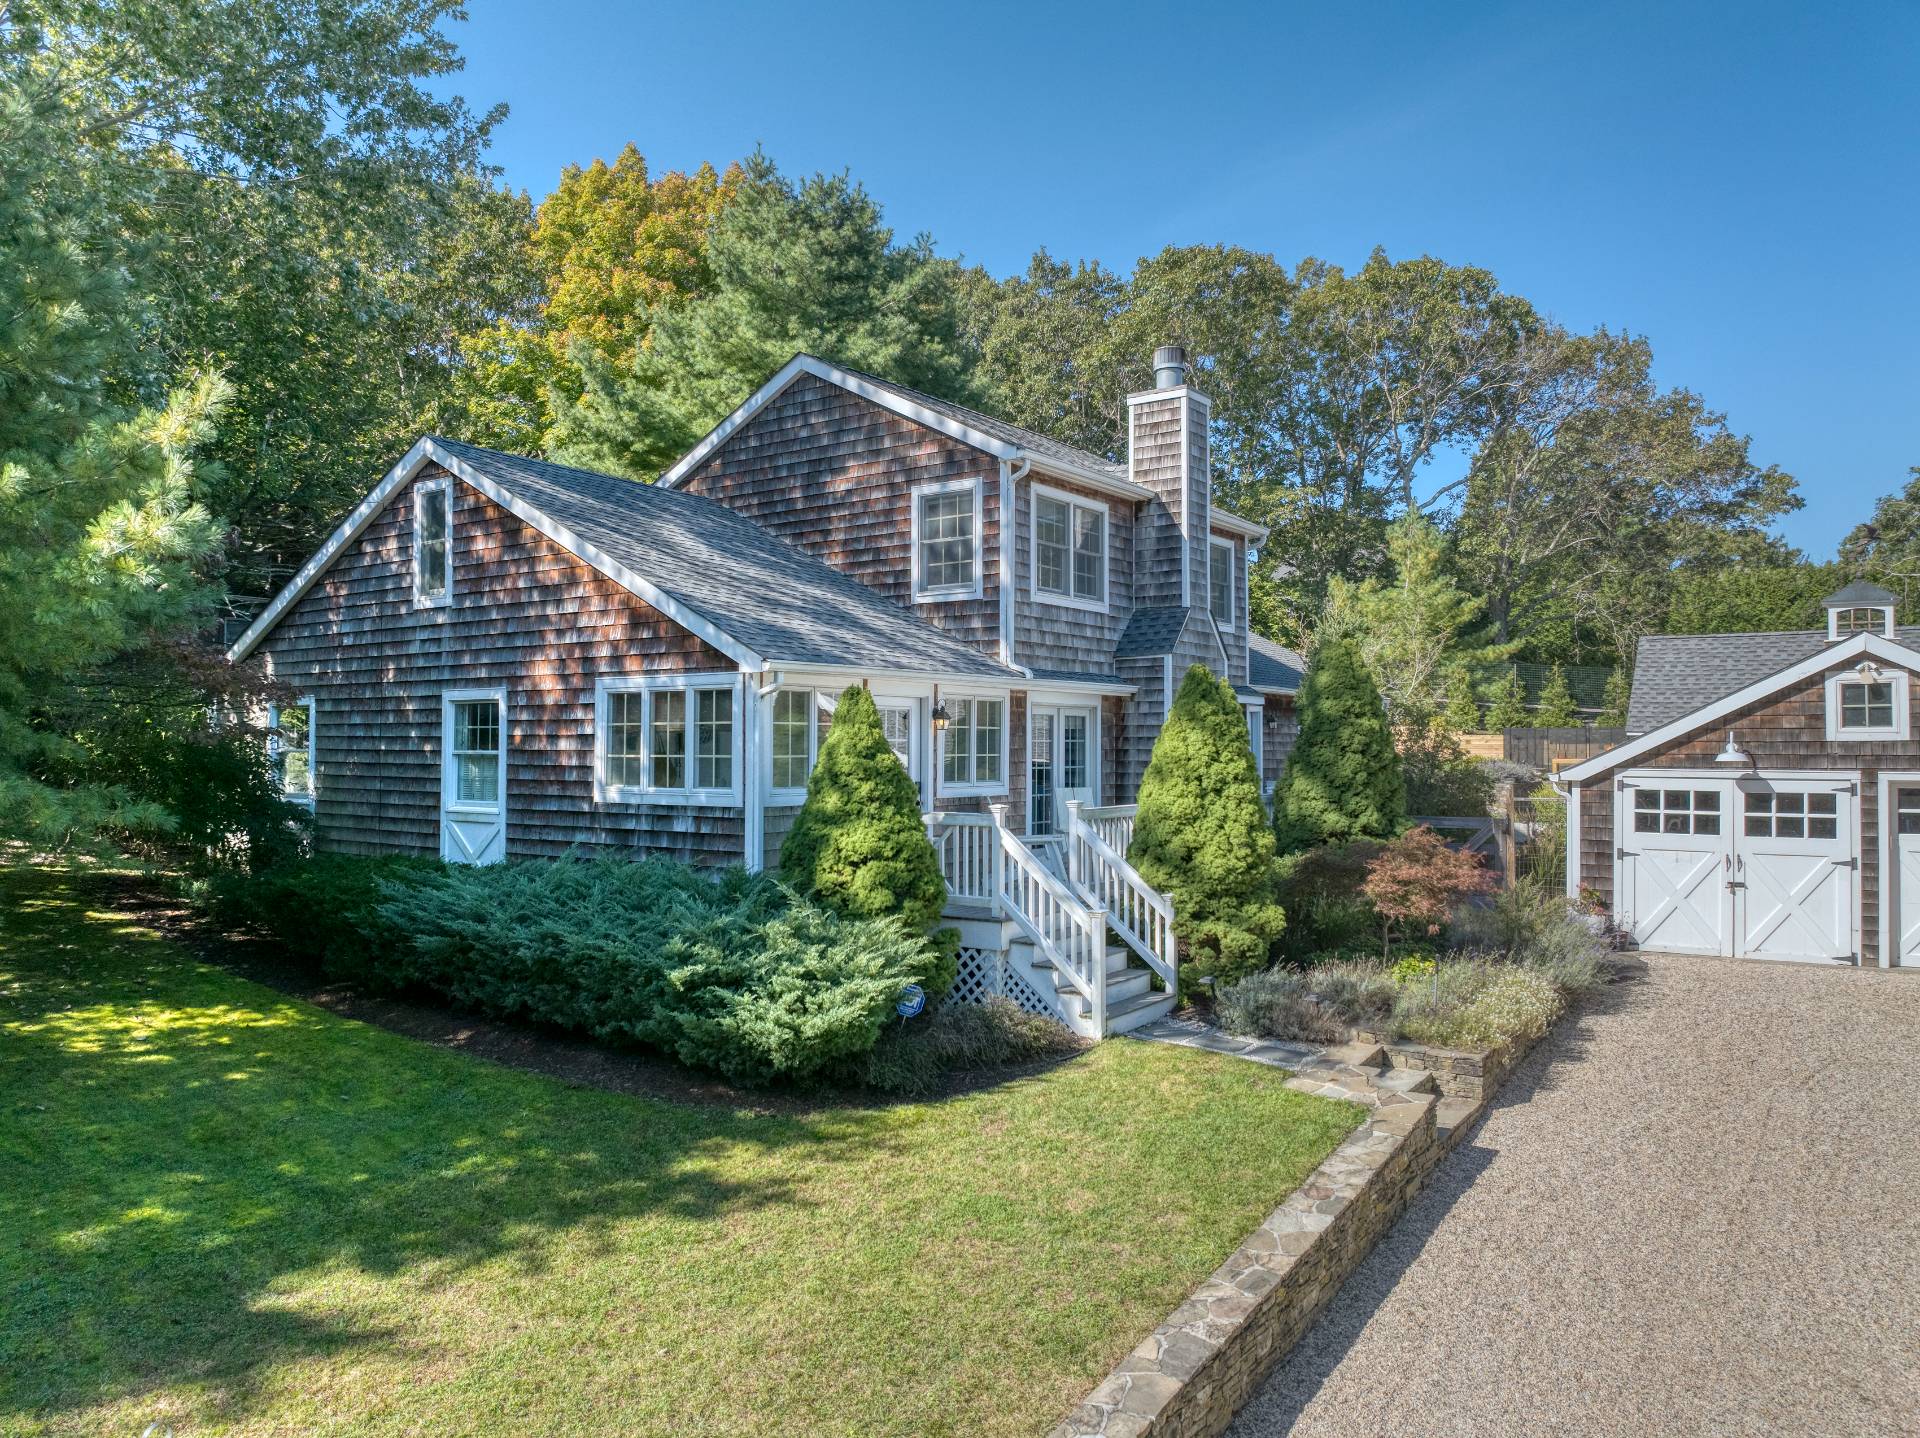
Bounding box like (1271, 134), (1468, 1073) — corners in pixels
(1618, 774), (1854, 963)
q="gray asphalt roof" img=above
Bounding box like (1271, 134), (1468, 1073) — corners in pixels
(1823, 578), (1898, 606)
(431, 437), (1020, 681)
(1627, 627), (1920, 733)
(1025, 666), (1131, 689)
(1249, 633), (1306, 693)
(1115, 606), (1192, 659)
(834, 363), (1130, 484)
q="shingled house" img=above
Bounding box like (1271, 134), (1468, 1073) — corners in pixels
(230, 345), (1276, 1034)
(1559, 581), (1920, 969)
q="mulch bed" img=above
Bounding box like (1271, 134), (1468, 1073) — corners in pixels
(106, 874), (1085, 1115)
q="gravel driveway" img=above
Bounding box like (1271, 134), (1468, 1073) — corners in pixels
(1228, 953), (1920, 1438)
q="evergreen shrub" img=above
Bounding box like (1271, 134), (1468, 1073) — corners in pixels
(209, 852), (446, 980)
(1274, 638), (1405, 850)
(1129, 665), (1286, 988)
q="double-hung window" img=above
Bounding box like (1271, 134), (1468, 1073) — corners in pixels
(268, 697), (316, 806)
(940, 695), (1006, 795)
(415, 475), (452, 605)
(769, 688), (821, 800)
(596, 674), (743, 804)
(912, 479), (982, 600)
(1032, 485), (1107, 609)
(1825, 667), (1909, 740)
(1209, 539), (1235, 627)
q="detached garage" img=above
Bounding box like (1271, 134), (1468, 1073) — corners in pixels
(1561, 582), (1920, 968)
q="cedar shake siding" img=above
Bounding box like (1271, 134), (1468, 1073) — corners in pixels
(1574, 658), (1920, 966)
(674, 370), (1003, 655)
(1011, 472), (1136, 673)
(1127, 391), (1193, 609)
(258, 464), (744, 865)
(1261, 697), (1299, 786)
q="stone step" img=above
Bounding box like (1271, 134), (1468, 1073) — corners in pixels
(1434, 1095), (1484, 1149)
(1371, 1065), (1441, 1097)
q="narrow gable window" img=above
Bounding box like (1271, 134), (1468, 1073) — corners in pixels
(1033, 486), (1107, 609)
(912, 479), (981, 600)
(1210, 539), (1235, 626)
(595, 675), (743, 804)
(415, 476), (452, 605)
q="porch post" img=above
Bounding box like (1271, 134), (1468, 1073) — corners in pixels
(1065, 799), (1084, 886)
(988, 801), (1009, 918)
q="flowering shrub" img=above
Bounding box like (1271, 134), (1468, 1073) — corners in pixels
(1361, 826), (1497, 958)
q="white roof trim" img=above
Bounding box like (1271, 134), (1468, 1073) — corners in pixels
(226, 438), (762, 669)
(658, 352), (1152, 503)
(1209, 509), (1268, 542)
(1559, 632), (1916, 783)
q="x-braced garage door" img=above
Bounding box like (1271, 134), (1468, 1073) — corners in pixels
(1616, 773), (1855, 963)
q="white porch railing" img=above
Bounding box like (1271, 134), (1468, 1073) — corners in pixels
(926, 807), (1108, 1031)
(1079, 803), (1137, 856)
(1066, 801), (1177, 995)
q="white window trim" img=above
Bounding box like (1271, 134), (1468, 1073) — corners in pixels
(936, 690), (1012, 798)
(765, 686), (824, 806)
(594, 673), (745, 806)
(268, 695), (316, 808)
(1825, 667), (1910, 741)
(1209, 538), (1236, 628)
(1243, 701), (1261, 764)
(1029, 481), (1109, 615)
(441, 686), (507, 815)
(413, 474), (453, 608)
(910, 476), (985, 602)
(1828, 605), (1894, 640)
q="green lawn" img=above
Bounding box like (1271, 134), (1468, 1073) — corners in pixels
(0, 864), (1362, 1437)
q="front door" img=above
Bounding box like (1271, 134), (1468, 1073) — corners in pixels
(1029, 705), (1095, 836)
(1618, 778), (1733, 955)
(441, 690), (506, 864)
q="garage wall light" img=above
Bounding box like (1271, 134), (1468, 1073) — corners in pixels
(1714, 732), (1756, 770)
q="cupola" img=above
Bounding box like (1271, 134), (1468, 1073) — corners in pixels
(1823, 579), (1898, 640)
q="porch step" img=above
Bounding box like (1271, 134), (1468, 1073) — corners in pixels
(1102, 989), (1179, 1034)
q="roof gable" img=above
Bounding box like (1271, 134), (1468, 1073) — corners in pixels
(227, 437), (1021, 683)
(1563, 632), (1920, 783)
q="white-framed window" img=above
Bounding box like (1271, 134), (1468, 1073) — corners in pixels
(594, 673), (744, 804)
(1630, 786), (1722, 835)
(1826, 667), (1908, 740)
(446, 693), (504, 806)
(1825, 667), (1910, 741)
(911, 478), (983, 601)
(1209, 539), (1235, 627)
(1244, 704), (1261, 762)
(939, 694), (1008, 795)
(414, 474), (452, 606)
(1828, 605), (1892, 639)
(1031, 483), (1107, 611)
(768, 687), (823, 802)
(268, 696), (316, 806)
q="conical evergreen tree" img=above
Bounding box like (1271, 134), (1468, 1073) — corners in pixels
(1599, 666), (1631, 726)
(1274, 640), (1405, 850)
(1441, 666), (1482, 733)
(1484, 669), (1529, 730)
(1129, 665), (1286, 986)
(1534, 664), (1579, 727)
(781, 685), (946, 938)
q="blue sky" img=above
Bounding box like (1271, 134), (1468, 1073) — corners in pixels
(442, 0), (1917, 557)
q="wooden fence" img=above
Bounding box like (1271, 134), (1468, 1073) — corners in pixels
(1500, 726), (1627, 770)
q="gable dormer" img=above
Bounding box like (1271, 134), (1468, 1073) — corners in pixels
(1824, 579), (1898, 640)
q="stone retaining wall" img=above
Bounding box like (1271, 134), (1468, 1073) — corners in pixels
(1358, 1029), (1544, 1101)
(1049, 1068), (1440, 1438)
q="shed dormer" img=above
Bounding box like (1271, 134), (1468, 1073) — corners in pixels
(1824, 579), (1898, 640)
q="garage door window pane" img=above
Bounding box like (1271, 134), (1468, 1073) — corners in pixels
(1899, 789), (1920, 834)
(1809, 816), (1837, 839)
(1663, 790), (1690, 810)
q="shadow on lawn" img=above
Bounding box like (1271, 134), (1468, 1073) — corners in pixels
(0, 868), (906, 1430)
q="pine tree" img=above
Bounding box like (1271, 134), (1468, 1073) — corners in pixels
(781, 685), (948, 940)
(1129, 666), (1286, 986)
(1599, 665), (1631, 726)
(1274, 640), (1406, 850)
(552, 152), (974, 479)
(1534, 664), (1579, 727)
(1441, 667), (1483, 733)
(1484, 669), (1529, 731)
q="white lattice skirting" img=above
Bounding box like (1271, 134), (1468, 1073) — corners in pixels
(952, 944), (1058, 1019)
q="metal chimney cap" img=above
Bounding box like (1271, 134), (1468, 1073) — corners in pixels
(1152, 344), (1190, 389)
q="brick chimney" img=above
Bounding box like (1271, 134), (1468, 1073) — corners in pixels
(1126, 344), (1211, 609)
